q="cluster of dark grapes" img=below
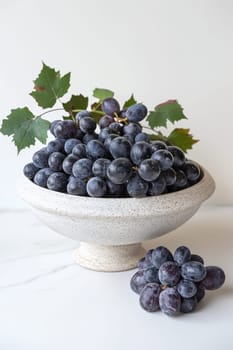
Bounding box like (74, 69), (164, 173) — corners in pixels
(130, 246), (225, 316)
(23, 97), (202, 197)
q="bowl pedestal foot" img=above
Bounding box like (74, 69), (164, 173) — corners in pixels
(74, 242), (146, 272)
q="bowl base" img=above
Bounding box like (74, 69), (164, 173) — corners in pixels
(73, 242), (146, 272)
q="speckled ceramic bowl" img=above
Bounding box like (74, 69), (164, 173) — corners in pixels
(19, 167), (215, 272)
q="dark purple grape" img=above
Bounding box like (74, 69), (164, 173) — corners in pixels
(107, 158), (132, 184)
(151, 141), (168, 153)
(32, 149), (49, 168)
(135, 132), (150, 143)
(72, 143), (87, 158)
(62, 154), (78, 175)
(86, 140), (106, 160)
(104, 134), (118, 151)
(123, 122), (142, 136)
(159, 287), (181, 316)
(130, 141), (152, 165)
(50, 120), (60, 136)
(199, 266), (225, 290)
(23, 163), (39, 180)
(168, 146), (186, 168)
(99, 115), (114, 129)
(92, 158), (111, 178)
(98, 127), (112, 143)
(144, 267), (160, 283)
(34, 168), (54, 188)
(152, 246), (173, 269)
(151, 150), (174, 171)
(48, 152), (66, 171)
(76, 110), (91, 122)
(183, 161), (201, 182)
(174, 246), (191, 266)
(130, 270), (147, 294)
(162, 168), (176, 186)
(145, 249), (154, 266)
(106, 180), (126, 197)
(181, 261), (206, 282)
(180, 297), (197, 313)
(124, 133), (135, 145)
(82, 132), (98, 144)
(86, 177), (107, 197)
(67, 177), (86, 196)
(127, 174), (149, 198)
(139, 283), (161, 312)
(54, 120), (77, 139)
(147, 175), (166, 196)
(108, 122), (123, 135)
(101, 98), (120, 115)
(158, 261), (180, 287)
(195, 287), (205, 302)
(47, 172), (68, 192)
(138, 159), (160, 182)
(64, 138), (81, 154)
(75, 128), (85, 140)
(177, 279), (197, 298)
(174, 170), (188, 188)
(72, 158), (93, 179)
(125, 103), (147, 122)
(109, 136), (131, 159)
(80, 117), (96, 133)
(47, 139), (64, 153)
(191, 254), (204, 264)
(138, 257), (149, 270)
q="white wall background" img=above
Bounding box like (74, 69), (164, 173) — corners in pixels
(0, 0), (232, 208)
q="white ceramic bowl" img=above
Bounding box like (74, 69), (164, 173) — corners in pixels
(19, 167), (215, 272)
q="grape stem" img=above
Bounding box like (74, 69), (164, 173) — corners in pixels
(37, 108), (64, 118)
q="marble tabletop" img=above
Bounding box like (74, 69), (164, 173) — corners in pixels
(0, 205), (232, 350)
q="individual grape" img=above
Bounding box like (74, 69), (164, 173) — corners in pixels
(139, 283), (161, 312)
(191, 254), (204, 264)
(158, 261), (180, 287)
(64, 138), (81, 154)
(107, 158), (132, 184)
(86, 176), (107, 197)
(181, 261), (207, 282)
(130, 270), (147, 294)
(168, 146), (186, 168)
(79, 116), (96, 133)
(127, 174), (149, 198)
(32, 149), (49, 168)
(47, 172), (68, 192)
(76, 110), (91, 122)
(34, 168), (54, 188)
(138, 158), (160, 182)
(82, 132), (98, 145)
(180, 297), (197, 313)
(138, 257), (150, 270)
(145, 249), (154, 267)
(108, 122), (123, 135)
(130, 141), (152, 165)
(162, 168), (176, 186)
(135, 132), (150, 143)
(152, 246), (173, 269)
(62, 154), (79, 175)
(49, 120), (60, 136)
(101, 97), (120, 115)
(159, 288), (181, 316)
(174, 170), (188, 188)
(47, 139), (64, 153)
(86, 140), (106, 160)
(109, 136), (131, 159)
(72, 158), (93, 179)
(106, 180), (126, 197)
(144, 267), (160, 283)
(23, 163), (39, 180)
(75, 128), (85, 140)
(199, 266), (225, 290)
(99, 115), (115, 129)
(195, 287), (205, 302)
(151, 150), (174, 170)
(183, 161), (201, 182)
(124, 133), (135, 145)
(177, 279), (197, 298)
(48, 152), (66, 171)
(92, 158), (111, 178)
(147, 175), (167, 196)
(104, 134), (118, 151)
(54, 120), (77, 139)
(123, 122), (142, 136)
(125, 103), (147, 122)
(72, 143), (87, 158)
(151, 141), (168, 153)
(98, 127), (112, 143)
(67, 177), (86, 196)
(174, 246), (191, 266)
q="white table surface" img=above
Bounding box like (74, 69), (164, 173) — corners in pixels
(0, 205), (232, 350)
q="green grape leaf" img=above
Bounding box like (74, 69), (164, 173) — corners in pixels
(123, 94), (137, 109)
(30, 63), (70, 108)
(63, 94), (88, 114)
(0, 107), (50, 153)
(147, 100), (187, 128)
(167, 128), (199, 152)
(93, 88), (114, 101)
